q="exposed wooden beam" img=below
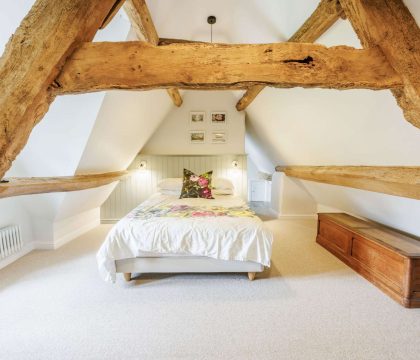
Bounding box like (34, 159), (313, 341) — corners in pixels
(54, 42), (402, 94)
(276, 166), (420, 200)
(124, 0), (183, 107)
(236, 85), (266, 112)
(0, 0), (117, 181)
(0, 171), (133, 199)
(289, 0), (345, 42)
(158, 38), (207, 46)
(124, 0), (159, 45)
(166, 88), (183, 107)
(100, 0), (126, 29)
(236, 0), (345, 111)
(340, 0), (420, 129)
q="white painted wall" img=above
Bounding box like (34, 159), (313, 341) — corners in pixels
(56, 89), (173, 221)
(309, 183), (420, 237)
(142, 91), (245, 155)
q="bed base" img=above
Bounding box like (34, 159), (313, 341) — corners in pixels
(116, 256), (264, 282)
(123, 271), (256, 282)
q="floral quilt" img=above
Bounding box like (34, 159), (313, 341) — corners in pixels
(97, 194), (273, 282)
(127, 204), (257, 220)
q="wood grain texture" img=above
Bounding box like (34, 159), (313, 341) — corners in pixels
(317, 213), (420, 307)
(0, 0), (116, 180)
(236, 0), (345, 111)
(340, 0), (420, 129)
(100, 0), (126, 29)
(123, 273), (132, 282)
(124, 0), (159, 45)
(236, 85), (265, 112)
(290, 0), (345, 42)
(158, 38), (207, 46)
(54, 42), (402, 94)
(0, 171), (133, 199)
(276, 166), (420, 200)
(248, 272), (256, 281)
(124, 0), (183, 106)
(166, 88), (183, 107)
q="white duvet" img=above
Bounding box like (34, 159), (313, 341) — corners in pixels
(97, 193), (273, 282)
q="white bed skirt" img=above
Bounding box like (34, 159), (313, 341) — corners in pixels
(115, 257), (264, 274)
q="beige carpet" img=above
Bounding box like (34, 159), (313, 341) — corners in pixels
(1, 219), (419, 360)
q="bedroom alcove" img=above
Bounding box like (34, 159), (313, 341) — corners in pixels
(1, 0), (420, 358)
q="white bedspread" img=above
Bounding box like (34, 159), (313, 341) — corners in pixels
(97, 194), (273, 282)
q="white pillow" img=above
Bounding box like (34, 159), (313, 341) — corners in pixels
(212, 177), (234, 190)
(212, 188), (234, 196)
(158, 178), (183, 191)
(159, 189), (181, 196)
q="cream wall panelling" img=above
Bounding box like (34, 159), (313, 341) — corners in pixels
(101, 154), (248, 221)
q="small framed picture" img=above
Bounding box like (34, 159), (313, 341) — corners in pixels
(190, 111), (205, 125)
(211, 112), (227, 126)
(190, 131), (205, 144)
(212, 131), (227, 144)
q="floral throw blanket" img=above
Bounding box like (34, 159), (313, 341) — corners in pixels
(127, 204), (257, 221)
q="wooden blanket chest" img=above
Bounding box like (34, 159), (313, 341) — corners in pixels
(317, 213), (420, 308)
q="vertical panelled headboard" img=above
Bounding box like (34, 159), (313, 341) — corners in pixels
(101, 154), (247, 221)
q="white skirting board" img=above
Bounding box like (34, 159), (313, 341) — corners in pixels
(34, 208), (100, 250)
(278, 214), (317, 220)
(0, 242), (35, 271)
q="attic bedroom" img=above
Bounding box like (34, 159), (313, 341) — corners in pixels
(0, 0), (419, 359)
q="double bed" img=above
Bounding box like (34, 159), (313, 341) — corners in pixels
(97, 179), (273, 283)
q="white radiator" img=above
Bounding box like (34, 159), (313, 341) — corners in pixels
(0, 225), (23, 260)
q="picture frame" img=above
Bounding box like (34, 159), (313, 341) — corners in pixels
(190, 130), (206, 144)
(190, 111), (205, 125)
(211, 112), (227, 126)
(211, 131), (227, 144)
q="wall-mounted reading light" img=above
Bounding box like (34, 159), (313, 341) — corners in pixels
(139, 160), (147, 169)
(232, 160), (239, 168)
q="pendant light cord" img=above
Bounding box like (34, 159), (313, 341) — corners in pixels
(207, 16), (216, 43)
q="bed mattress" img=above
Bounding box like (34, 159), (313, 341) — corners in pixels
(97, 193), (273, 282)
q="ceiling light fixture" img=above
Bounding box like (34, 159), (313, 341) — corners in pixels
(207, 15), (216, 43)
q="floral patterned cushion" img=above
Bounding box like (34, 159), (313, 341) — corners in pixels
(179, 169), (214, 199)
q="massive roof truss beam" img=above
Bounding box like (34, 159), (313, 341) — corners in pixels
(0, 0), (117, 180)
(53, 42), (401, 94)
(339, 0), (420, 129)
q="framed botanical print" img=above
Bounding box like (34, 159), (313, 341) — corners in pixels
(190, 111), (205, 125)
(211, 131), (227, 144)
(211, 112), (227, 126)
(190, 130), (205, 144)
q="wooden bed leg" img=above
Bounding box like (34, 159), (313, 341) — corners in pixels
(123, 273), (131, 282)
(248, 272), (256, 281)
